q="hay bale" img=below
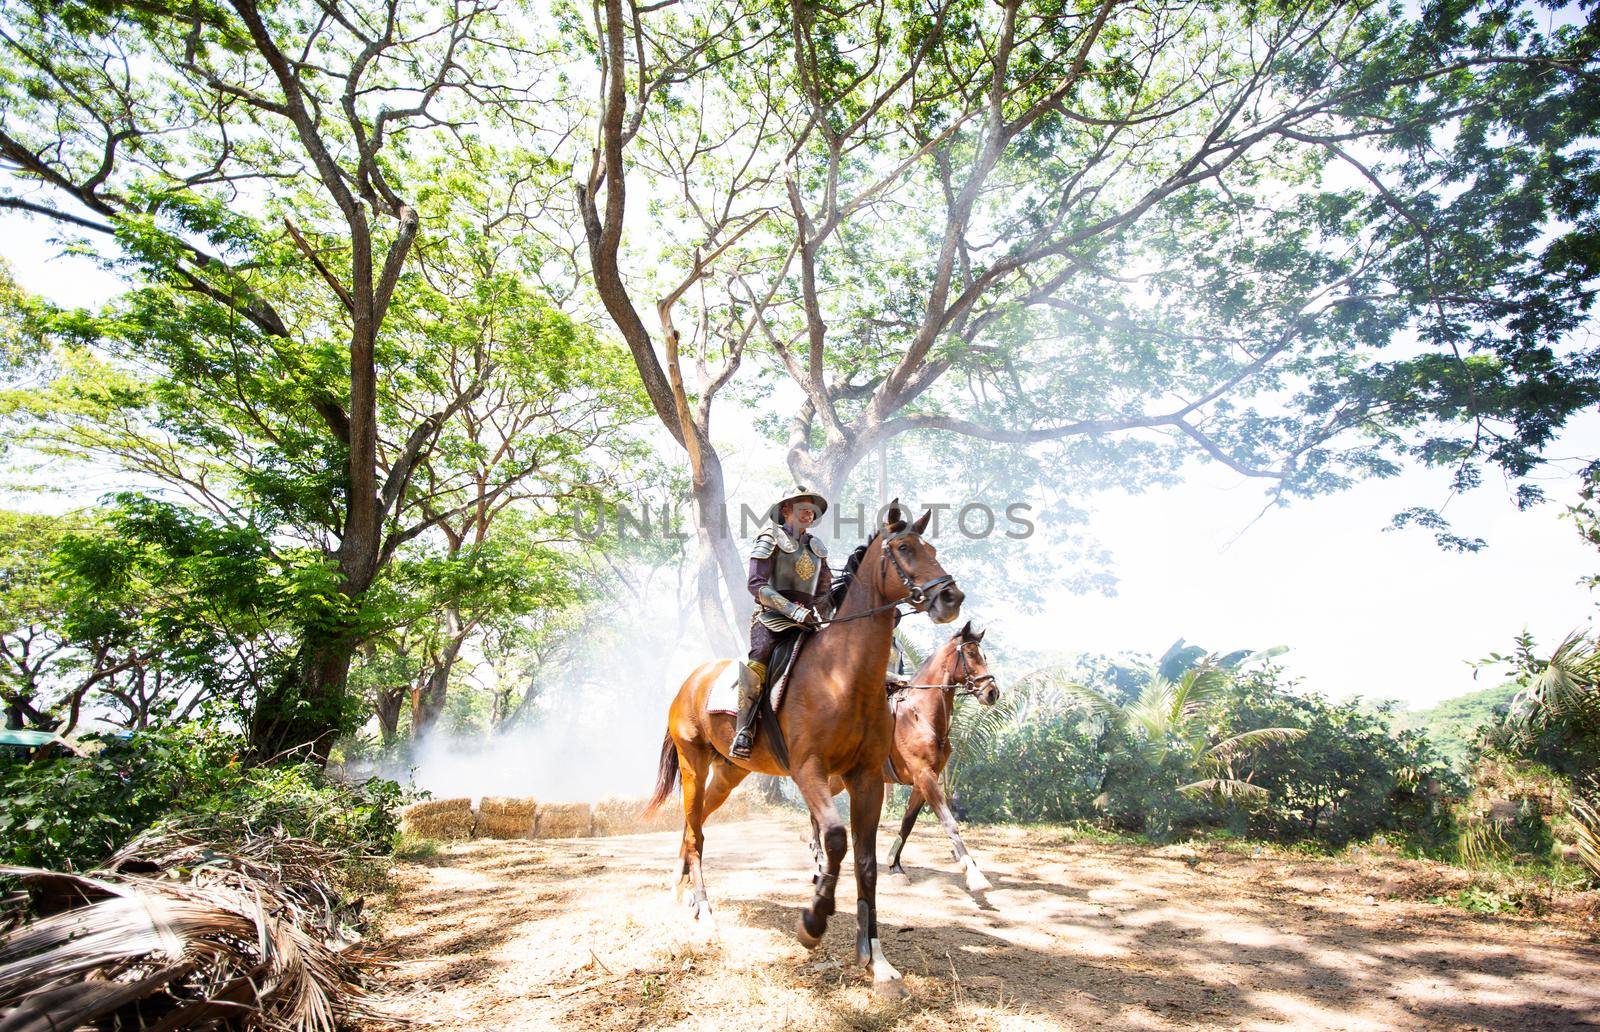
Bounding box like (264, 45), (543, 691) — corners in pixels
(639, 801), (682, 832)
(475, 796), (538, 839)
(400, 797), (474, 840)
(535, 801), (594, 839)
(592, 796), (648, 836)
(707, 794), (753, 824)
(403, 797), (471, 821)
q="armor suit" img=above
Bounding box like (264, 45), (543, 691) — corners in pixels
(730, 488), (832, 759)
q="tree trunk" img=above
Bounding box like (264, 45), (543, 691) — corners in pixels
(250, 635), (356, 764)
(374, 687), (404, 746)
(689, 450), (748, 655)
(412, 611), (467, 740)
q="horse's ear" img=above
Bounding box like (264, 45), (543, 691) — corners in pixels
(910, 508), (932, 535)
(884, 498), (902, 526)
(974, 627), (986, 643)
(957, 620), (973, 640)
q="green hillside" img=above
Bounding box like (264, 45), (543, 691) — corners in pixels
(1390, 681), (1521, 768)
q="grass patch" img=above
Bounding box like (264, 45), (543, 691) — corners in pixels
(395, 834), (443, 860)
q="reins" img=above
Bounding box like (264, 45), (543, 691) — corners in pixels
(892, 642), (996, 697)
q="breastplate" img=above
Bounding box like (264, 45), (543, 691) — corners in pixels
(769, 537), (823, 595)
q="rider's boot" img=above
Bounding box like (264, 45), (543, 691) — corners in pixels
(729, 661), (766, 759)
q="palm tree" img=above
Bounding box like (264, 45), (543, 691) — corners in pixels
(1066, 659), (1305, 817)
(1499, 633), (1600, 879)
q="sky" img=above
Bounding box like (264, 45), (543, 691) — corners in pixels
(3, 209), (1596, 714)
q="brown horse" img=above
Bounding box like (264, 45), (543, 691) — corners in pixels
(644, 502), (963, 995)
(879, 622), (1000, 892)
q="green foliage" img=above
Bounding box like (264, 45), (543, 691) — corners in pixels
(952, 649), (1460, 850)
(1227, 674), (1461, 849)
(952, 717), (1103, 824)
(0, 720), (400, 873)
(1388, 681), (1520, 769)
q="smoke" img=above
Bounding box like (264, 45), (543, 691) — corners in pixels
(401, 603), (715, 805)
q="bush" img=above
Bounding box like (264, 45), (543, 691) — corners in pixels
(954, 717), (1103, 823)
(0, 720), (400, 872)
(1225, 675), (1461, 850)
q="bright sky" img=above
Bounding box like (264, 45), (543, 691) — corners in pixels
(4, 210), (1595, 712)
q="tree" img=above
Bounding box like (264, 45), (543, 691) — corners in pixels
(1229, 670), (1456, 845)
(570, 0), (1600, 646)
(572, 0), (795, 651)
(759, 0), (1599, 510)
(0, 2), (654, 758)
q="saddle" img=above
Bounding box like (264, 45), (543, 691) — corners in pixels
(705, 631), (809, 716)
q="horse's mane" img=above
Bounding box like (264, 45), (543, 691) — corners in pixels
(828, 522), (904, 611)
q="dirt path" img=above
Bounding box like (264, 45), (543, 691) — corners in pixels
(369, 813), (1600, 1030)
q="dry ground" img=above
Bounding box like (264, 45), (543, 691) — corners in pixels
(367, 812), (1600, 1031)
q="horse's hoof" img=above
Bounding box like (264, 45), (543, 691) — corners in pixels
(794, 914), (822, 950)
(889, 865), (910, 881)
(691, 901), (720, 941)
(964, 862), (993, 893)
(872, 976), (907, 999)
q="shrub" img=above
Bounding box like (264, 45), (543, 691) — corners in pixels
(1225, 675), (1461, 850)
(954, 717), (1102, 823)
(0, 720), (400, 873)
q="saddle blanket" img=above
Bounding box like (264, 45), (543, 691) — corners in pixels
(706, 660), (741, 715)
(704, 635), (807, 717)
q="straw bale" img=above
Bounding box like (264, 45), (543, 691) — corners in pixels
(401, 798), (475, 839)
(479, 796), (539, 818)
(402, 797), (471, 821)
(402, 810), (476, 841)
(639, 798), (683, 831)
(474, 812), (536, 839)
(475, 796), (538, 837)
(535, 801), (594, 839)
(592, 796), (648, 836)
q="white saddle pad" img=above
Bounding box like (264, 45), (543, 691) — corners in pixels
(705, 660), (740, 715)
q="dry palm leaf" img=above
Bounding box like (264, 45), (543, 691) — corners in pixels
(0, 828), (393, 1032)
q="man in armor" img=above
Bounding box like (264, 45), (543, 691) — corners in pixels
(730, 487), (833, 760)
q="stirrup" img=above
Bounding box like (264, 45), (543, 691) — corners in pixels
(729, 727), (755, 759)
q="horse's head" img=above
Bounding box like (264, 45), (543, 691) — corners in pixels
(952, 621), (999, 705)
(876, 500), (964, 624)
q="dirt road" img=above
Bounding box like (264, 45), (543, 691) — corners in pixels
(370, 813), (1600, 1030)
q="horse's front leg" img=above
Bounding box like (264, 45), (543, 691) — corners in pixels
(792, 765), (847, 949)
(848, 769), (904, 996)
(915, 770), (991, 892)
(886, 785), (925, 878)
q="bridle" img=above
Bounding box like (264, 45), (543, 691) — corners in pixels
(812, 529), (955, 626)
(897, 640), (998, 699)
(879, 528), (956, 610)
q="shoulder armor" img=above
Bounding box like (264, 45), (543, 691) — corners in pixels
(809, 535), (828, 558)
(773, 526), (799, 553)
(751, 529), (778, 560)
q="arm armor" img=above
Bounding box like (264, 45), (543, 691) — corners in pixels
(758, 584), (805, 620)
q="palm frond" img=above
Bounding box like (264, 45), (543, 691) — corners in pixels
(1207, 726), (1307, 762)
(1239, 645), (1289, 668)
(1571, 797), (1600, 882)
(1518, 632), (1600, 721)
(947, 682), (1029, 792)
(1063, 680), (1126, 729)
(1178, 778), (1269, 803)
(893, 627), (925, 672)
(1171, 663), (1231, 718)
(0, 828), (384, 1032)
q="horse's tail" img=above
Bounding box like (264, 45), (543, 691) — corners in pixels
(641, 732), (679, 818)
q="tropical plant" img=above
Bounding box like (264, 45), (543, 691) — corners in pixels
(1478, 631), (1600, 880)
(1065, 659), (1306, 833)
